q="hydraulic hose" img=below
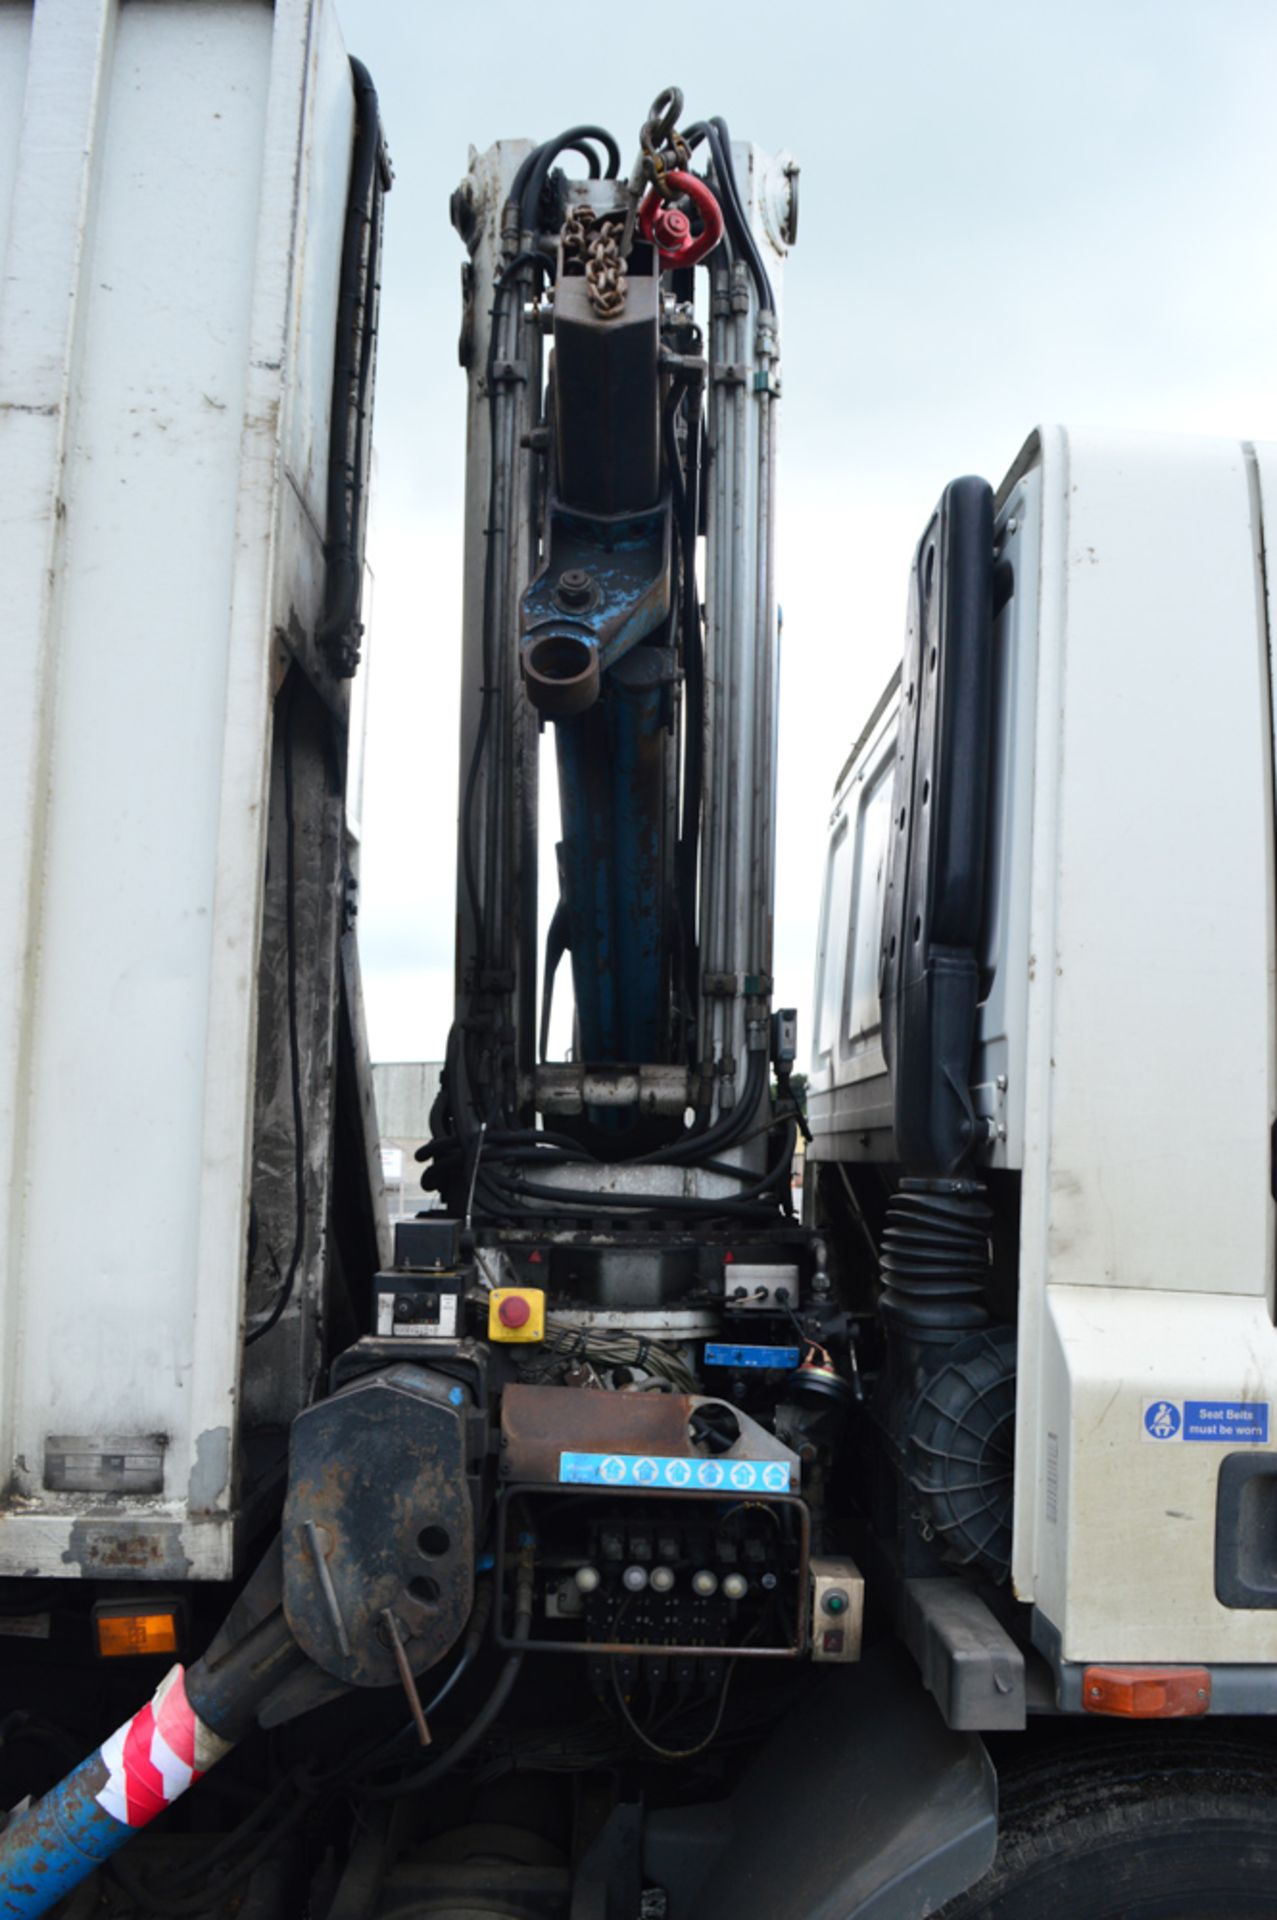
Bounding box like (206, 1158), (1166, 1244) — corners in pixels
(511, 125), (620, 231)
(640, 1049), (770, 1167)
(317, 58), (387, 669)
(359, 1554), (533, 1801)
(494, 1119), (795, 1219)
(683, 118), (774, 314)
(664, 380), (704, 1036)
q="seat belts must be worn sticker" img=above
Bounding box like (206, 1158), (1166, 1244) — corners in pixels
(1141, 1399), (1270, 1443)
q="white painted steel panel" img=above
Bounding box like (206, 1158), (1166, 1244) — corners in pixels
(1030, 1285), (1277, 1662)
(0, 0), (356, 1579)
(1009, 430), (1276, 1656)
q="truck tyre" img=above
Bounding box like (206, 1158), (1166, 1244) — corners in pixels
(940, 1732), (1277, 1918)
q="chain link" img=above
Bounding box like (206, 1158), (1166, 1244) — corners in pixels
(561, 204), (628, 321)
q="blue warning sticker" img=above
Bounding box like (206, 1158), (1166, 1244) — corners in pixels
(1142, 1400), (1270, 1444)
(703, 1344), (800, 1371)
(558, 1452), (794, 1493)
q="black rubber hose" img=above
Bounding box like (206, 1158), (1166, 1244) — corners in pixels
(344, 1579), (495, 1782)
(708, 116), (774, 313)
(557, 139), (603, 178)
(317, 57), (386, 659)
(638, 1048), (769, 1167)
(683, 118), (774, 314)
(491, 1121), (795, 1219)
(458, 248), (551, 974)
(360, 1569), (531, 1801)
(663, 381), (704, 1042)
(514, 125), (620, 232)
(418, 1126), (596, 1162)
(443, 1048), (770, 1207)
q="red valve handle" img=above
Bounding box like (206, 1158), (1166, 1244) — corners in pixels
(638, 170), (724, 269)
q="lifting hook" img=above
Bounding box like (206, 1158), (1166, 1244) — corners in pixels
(638, 171), (724, 270)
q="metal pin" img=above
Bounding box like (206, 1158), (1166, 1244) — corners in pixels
(381, 1607), (431, 1747)
(305, 1520), (351, 1659)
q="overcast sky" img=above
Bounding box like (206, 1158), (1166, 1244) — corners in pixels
(336, 0), (1277, 1069)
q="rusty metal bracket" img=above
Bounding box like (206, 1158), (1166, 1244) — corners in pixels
(282, 1364), (478, 1689)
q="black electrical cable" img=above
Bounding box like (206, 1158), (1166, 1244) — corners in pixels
(246, 678), (305, 1346)
(611, 1656), (737, 1761)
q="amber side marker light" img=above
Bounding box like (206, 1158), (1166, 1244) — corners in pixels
(93, 1602), (182, 1659)
(1082, 1665), (1211, 1718)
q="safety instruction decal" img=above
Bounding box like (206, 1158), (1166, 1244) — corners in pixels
(1142, 1399), (1270, 1444)
(559, 1451), (794, 1492)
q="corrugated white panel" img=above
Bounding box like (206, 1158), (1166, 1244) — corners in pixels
(0, 0), (354, 1579)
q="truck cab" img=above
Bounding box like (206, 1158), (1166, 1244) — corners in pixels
(809, 425), (1277, 1695)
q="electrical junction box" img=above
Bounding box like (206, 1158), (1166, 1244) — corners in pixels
(393, 1217), (462, 1272)
(374, 1272), (462, 1340)
(810, 1555), (864, 1663)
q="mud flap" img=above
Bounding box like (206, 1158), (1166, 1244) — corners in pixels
(644, 1645), (996, 1920)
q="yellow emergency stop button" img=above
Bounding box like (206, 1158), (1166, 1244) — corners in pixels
(488, 1287), (545, 1343)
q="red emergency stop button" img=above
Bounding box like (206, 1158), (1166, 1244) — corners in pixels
(488, 1287), (545, 1343)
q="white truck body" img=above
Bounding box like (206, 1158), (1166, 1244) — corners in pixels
(0, 0), (364, 1582)
(810, 427), (1277, 1666)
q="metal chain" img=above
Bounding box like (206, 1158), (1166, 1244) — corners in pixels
(562, 204), (628, 320)
(639, 87), (690, 203)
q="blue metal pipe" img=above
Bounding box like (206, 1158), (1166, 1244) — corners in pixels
(609, 646), (673, 1064)
(0, 1666), (232, 1917)
(552, 645), (675, 1092)
(555, 701), (617, 1061)
(0, 1747), (132, 1915)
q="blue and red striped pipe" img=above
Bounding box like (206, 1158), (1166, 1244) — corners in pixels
(0, 1665), (231, 1916)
